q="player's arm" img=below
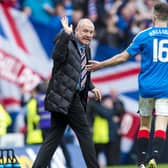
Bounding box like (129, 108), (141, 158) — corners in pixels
(86, 51), (130, 71)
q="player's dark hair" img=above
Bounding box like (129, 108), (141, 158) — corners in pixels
(154, 2), (168, 21)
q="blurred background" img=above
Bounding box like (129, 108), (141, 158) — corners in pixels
(0, 0), (168, 167)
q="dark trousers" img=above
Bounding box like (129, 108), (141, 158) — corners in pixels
(106, 140), (121, 165)
(95, 140), (121, 166)
(33, 92), (99, 168)
(41, 128), (72, 168)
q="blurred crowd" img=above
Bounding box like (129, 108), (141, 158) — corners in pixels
(0, 0), (168, 167)
(1, 0), (167, 48)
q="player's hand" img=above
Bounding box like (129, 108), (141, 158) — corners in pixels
(86, 60), (102, 72)
(91, 87), (102, 101)
(61, 16), (73, 35)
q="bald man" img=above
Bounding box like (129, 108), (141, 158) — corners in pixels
(32, 17), (101, 168)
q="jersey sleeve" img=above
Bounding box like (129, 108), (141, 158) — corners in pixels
(126, 33), (143, 57)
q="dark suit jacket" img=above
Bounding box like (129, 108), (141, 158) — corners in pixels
(45, 30), (95, 114)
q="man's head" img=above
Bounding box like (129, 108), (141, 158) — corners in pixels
(75, 18), (95, 45)
(153, 2), (168, 23)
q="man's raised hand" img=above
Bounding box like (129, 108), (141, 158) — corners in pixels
(61, 16), (73, 35)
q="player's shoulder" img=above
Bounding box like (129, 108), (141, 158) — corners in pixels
(137, 27), (153, 37)
(133, 27), (153, 42)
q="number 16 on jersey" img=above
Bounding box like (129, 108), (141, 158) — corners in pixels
(153, 39), (168, 62)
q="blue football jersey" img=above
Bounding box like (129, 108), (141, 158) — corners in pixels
(126, 27), (168, 98)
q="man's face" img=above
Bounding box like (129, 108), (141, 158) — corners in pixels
(75, 23), (95, 45)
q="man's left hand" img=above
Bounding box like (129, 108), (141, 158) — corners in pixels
(91, 88), (102, 101)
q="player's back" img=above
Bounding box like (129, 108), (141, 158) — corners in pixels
(136, 27), (168, 98)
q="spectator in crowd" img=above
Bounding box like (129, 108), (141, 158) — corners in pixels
(49, 2), (66, 27)
(87, 0), (98, 24)
(110, 88), (125, 118)
(86, 2), (168, 168)
(130, 19), (149, 37)
(87, 96), (108, 167)
(0, 103), (11, 136)
(23, 0), (55, 24)
(136, 0), (155, 21)
(87, 0), (111, 34)
(71, 3), (85, 28)
(100, 94), (121, 166)
(54, 2), (66, 17)
(87, 94), (121, 166)
(117, 1), (138, 45)
(25, 85), (43, 145)
(96, 12), (124, 50)
(63, 0), (73, 18)
(51, 1), (84, 28)
(33, 16), (101, 168)
(34, 82), (50, 139)
(106, 0), (122, 14)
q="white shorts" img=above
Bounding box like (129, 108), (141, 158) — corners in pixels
(139, 97), (168, 116)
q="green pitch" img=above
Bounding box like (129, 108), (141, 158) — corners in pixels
(107, 164), (168, 168)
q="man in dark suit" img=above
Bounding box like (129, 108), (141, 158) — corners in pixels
(33, 16), (101, 168)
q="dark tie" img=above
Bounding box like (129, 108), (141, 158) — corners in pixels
(80, 47), (87, 89)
